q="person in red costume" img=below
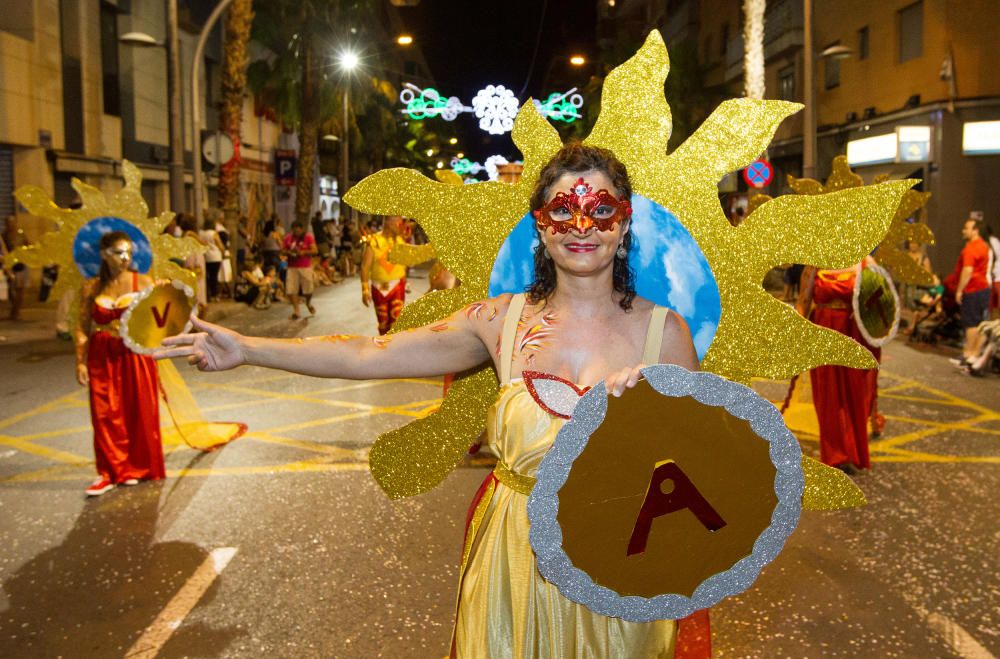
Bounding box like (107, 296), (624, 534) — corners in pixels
(796, 259), (879, 474)
(75, 231), (164, 496)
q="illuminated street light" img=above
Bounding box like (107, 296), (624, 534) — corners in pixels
(436, 161), (445, 169)
(449, 137), (458, 145)
(339, 51), (360, 71)
(397, 34), (413, 46)
(456, 152), (464, 159)
(569, 55), (586, 66)
(426, 148), (435, 157)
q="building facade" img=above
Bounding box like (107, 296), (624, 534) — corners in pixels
(601, 0), (1000, 269)
(0, 0), (283, 243)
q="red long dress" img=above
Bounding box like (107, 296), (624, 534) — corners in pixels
(808, 269), (879, 470)
(87, 277), (165, 483)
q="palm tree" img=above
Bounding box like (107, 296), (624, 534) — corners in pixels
(248, 0), (382, 223)
(218, 0), (254, 285)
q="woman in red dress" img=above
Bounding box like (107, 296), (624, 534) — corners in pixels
(796, 260), (880, 474)
(75, 231), (164, 496)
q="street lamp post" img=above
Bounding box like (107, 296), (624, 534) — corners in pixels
(338, 51), (359, 223)
(120, 0), (185, 214)
(121, 0), (235, 222)
(165, 0), (185, 214)
(191, 0), (236, 225)
(802, 0), (853, 180)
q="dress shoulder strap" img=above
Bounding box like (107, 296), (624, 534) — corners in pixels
(131, 271), (138, 292)
(641, 305), (670, 365)
(499, 293), (527, 384)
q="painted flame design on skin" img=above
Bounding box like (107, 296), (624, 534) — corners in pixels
(372, 336), (392, 349)
(310, 334), (354, 343)
(517, 311), (558, 353)
(429, 322), (451, 333)
(465, 301), (498, 322)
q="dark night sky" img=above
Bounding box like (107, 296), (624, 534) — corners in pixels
(392, 0), (599, 163)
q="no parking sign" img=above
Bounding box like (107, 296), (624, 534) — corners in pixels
(743, 159), (773, 188)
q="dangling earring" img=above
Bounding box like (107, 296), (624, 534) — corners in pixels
(543, 246), (552, 259)
(616, 244), (626, 259)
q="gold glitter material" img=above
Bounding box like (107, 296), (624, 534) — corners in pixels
(801, 455), (866, 509)
(10, 161), (203, 330)
(388, 242), (436, 267)
(493, 459), (536, 495)
(368, 366), (498, 499)
(435, 169), (465, 185)
(346, 30), (910, 499)
(783, 156), (935, 286)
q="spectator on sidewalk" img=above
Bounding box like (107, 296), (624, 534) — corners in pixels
(200, 218), (226, 301)
(178, 214), (208, 313)
(949, 216), (991, 369)
(282, 221), (318, 320)
(2, 215), (31, 321)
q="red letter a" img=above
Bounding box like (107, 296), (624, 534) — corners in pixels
(627, 460), (726, 556)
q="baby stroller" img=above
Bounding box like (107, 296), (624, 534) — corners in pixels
(963, 319), (1000, 377)
(908, 284), (963, 346)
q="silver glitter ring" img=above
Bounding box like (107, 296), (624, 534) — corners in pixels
(526, 363), (804, 622)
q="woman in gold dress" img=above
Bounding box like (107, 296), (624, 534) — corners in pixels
(158, 143), (699, 657)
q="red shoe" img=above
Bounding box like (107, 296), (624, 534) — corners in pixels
(870, 412), (886, 438)
(85, 478), (114, 497)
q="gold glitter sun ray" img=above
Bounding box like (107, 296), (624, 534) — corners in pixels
(586, 30), (672, 167)
(10, 160), (203, 328)
(782, 156), (935, 286)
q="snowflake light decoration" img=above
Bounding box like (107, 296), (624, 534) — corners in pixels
(472, 84), (520, 135)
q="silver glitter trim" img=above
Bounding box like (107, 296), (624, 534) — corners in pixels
(527, 364), (804, 622)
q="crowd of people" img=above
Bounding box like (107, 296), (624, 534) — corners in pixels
(161, 210), (367, 320)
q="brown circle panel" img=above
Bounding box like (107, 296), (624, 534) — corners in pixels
(556, 380), (778, 598)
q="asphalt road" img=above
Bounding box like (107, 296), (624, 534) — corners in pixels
(0, 275), (997, 658)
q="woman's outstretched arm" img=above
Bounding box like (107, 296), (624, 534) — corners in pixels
(155, 302), (498, 380)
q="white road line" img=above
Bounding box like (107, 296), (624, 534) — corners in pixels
(125, 547), (238, 658)
(908, 599), (996, 659)
(924, 611), (996, 659)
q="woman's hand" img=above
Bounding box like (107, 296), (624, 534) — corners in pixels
(75, 363), (89, 386)
(154, 315), (246, 371)
(605, 364), (646, 397)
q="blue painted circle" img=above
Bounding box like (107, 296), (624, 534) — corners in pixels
(73, 217), (153, 277)
(488, 195), (721, 359)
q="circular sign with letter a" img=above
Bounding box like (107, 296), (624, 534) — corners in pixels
(527, 364), (803, 622)
(120, 280), (196, 355)
(743, 159), (774, 188)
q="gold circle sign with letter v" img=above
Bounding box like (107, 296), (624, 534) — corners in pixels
(527, 365), (803, 622)
(120, 280), (196, 355)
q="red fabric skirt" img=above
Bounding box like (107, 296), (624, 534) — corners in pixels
(87, 331), (165, 482)
(809, 306), (878, 470)
(371, 280), (406, 335)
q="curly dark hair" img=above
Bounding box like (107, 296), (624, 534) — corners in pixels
(526, 142), (636, 311)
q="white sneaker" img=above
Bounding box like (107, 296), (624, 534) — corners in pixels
(121, 478), (139, 486)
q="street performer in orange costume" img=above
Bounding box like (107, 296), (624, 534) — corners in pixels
(796, 259), (880, 474)
(361, 215), (408, 334)
(76, 231), (164, 496)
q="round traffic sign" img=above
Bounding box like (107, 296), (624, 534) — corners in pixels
(743, 159), (774, 188)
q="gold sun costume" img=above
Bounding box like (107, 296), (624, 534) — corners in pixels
(341, 30), (911, 658)
(455, 295), (675, 657)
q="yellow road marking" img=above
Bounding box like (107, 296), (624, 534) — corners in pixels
(0, 392), (84, 432)
(0, 434), (90, 464)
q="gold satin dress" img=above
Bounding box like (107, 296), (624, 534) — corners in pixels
(454, 294), (677, 658)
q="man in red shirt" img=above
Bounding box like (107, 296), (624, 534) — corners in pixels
(283, 221), (318, 320)
(950, 217), (991, 366)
